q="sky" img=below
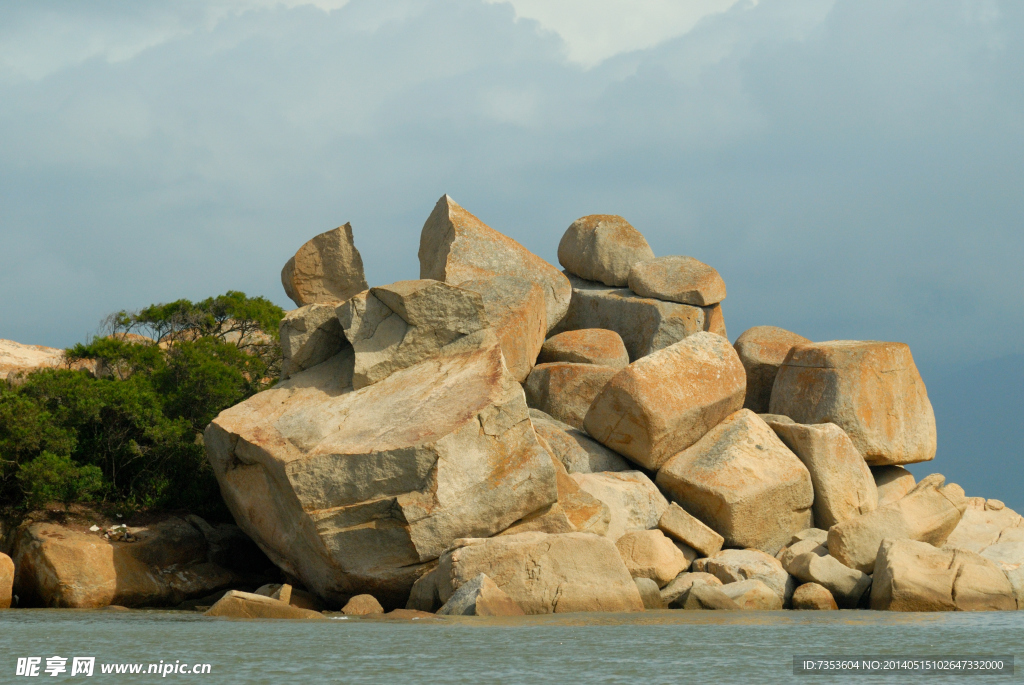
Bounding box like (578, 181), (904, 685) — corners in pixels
(1, 0), (1021, 504)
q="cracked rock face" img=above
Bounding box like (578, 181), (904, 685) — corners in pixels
(205, 340), (558, 609)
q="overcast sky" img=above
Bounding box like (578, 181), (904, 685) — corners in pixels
(2, 1), (1023, 506)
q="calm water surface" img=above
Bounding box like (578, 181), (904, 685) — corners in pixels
(1, 609), (1020, 684)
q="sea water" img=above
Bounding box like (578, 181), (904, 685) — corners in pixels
(1, 609), (1020, 684)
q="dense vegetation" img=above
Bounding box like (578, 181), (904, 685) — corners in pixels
(0, 292), (284, 519)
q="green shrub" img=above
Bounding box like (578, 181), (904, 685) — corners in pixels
(17, 452), (104, 511)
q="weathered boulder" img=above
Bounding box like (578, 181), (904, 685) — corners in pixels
(337, 279), (491, 390)
(205, 340), (558, 609)
(0, 339), (100, 381)
(458, 276), (547, 382)
(12, 519), (236, 608)
(585, 332), (746, 470)
(0, 552), (13, 608)
(341, 594), (384, 615)
(942, 499), (1023, 553)
(657, 502), (724, 558)
(538, 329), (629, 369)
(205, 590), (325, 619)
(657, 410), (814, 555)
(436, 533), (644, 614)
(524, 362), (618, 430)
(615, 530), (693, 587)
(768, 421), (878, 529)
(719, 579), (783, 610)
(792, 583), (838, 610)
(437, 573), (525, 616)
(784, 551), (872, 608)
(660, 572), (723, 607)
(557, 215), (655, 287)
(733, 326), (811, 413)
(627, 256), (726, 306)
(280, 304), (348, 380)
(871, 538), (1016, 611)
(828, 474), (967, 574)
(872, 466), (916, 507)
(529, 410), (631, 474)
(979, 538), (1024, 610)
(405, 567), (441, 613)
(551, 274), (720, 361)
(777, 537), (828, 570)
(769, 341), (937, 465)
(682, 583), (741, 610)
(254, 583), (323, 611)
(692, 549), (794, 603)
(281, 223), (368, 307)
(634, 577), (665, 610)
(570, 471), (668, 541)
(420, 195), (571, 331)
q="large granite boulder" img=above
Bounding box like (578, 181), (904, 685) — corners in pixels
(627, 256), (726, 306)
(792, 583), (838, 610)
(281, 223), (368, 307)
(557, 215), (654, 287)
(720, 579), (784, 610)
(337, 279), (492, 390)
(871, 538), (1016, 611)
(204, 340), (558, 609)
(458, 276), (547, 382)
(584, 332), (746, 470)
(419, 195), (571, 331)
(435, 532), (644, 614)
(692, 548), (794, 603)
(657, 410), (814, 555)
(615, 529), (693, 587)
(524, 362), (618, 430)
(768, 420), (878, 529)
(682, 583), (741, 610)
(551, 275), (723, 361)
(657, 502), (724, 558)
(769, 341), (937, 465)
(733, 326), (811, 413)
(0, 552), (13, 608)
(280, 304), (348, 380)
(570, 471), (668, 541)
(827, 474), (967, 574)
(538, 329), (629, 369)
(942, 499), (1023, 553)
(436, 573), (525, 616)
(872, 466), (916, 507)
(660, 571), (723, 607)
(529, 410), (630, 474)
(12, 518), (237, 608)
(205, 590), (325, 619)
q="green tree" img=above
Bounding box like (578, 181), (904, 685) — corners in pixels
(17, 451), (104, 511)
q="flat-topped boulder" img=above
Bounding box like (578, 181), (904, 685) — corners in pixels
(420, 195), (571, 331)
(458, 276), (546, 382)
(280, 304), (347, 380)
(205, 590), (325, 619)
(657, 410), (813, 555)
(529, 410), (630, 474)
(770, 341), (937, 465)
(584, 332), (746, 470)
(524, 362), (618, 430)
(205, 340), (557, 609)
(538, 329), (630, 369)
(557, 215), (654, 287)
(627, 256), (726, 306)
(733, 326), (811, 413)
(281, 223), (368, 307)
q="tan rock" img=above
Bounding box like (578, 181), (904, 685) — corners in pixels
(657, 502), (724, 558)
(585, 332), (746, 470)
(205, 590), (325, 619)
(501, 449), (610, 537)
(768, 421), (878, 529)
(634, 577), (665, 610)
(570, 471), (668, 541)
(341, 594), (384, 615)
(557, 214), (655, 287)
(792, 583), (838, 610)
(0, 552), (12, 608)
(615, 530), (693, 587)
(529, 410), (631, 474)
(254, 583), (322, 611)
(979, 540), (1024, 610)
(942, 499), (1023, 553)
(405, 567), (441, 613)
(784, 552), (871, 608)
(871, 538), (1016, 611)
(657, 410), (814, 555)
(12, 519), (235, 608)
(337, 279), (491, 389)
(769, 341), (937, 465)
(420, 195), (571, 331)
(627, 256), (726, 306)
(872, 466), (916, 507)
(376, 609), (438, 620)
(436, 533), (644, 614)
(733, 326), (811, 413)
(281, 223), (368, 307)
(660, 572), (723, 607)
(538, 329), (629, 369)
(280, 304), (348, 380)
(437, 573), (525, 616)
(0, 339), (100, 381)
(719, 579), (783, 610)
(524, 362), (617, 430)
(828, 474), (967, 574)
(682, 583), (741, 610)
(551, 274), (716, 361)
(692, 549), (794, 603)
(776, 537), (828, 570)
(205, 340), (557, 609)
(458, 276), (547, 382)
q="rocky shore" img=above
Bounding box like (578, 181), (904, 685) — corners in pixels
(2, 195), (1020, 618)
